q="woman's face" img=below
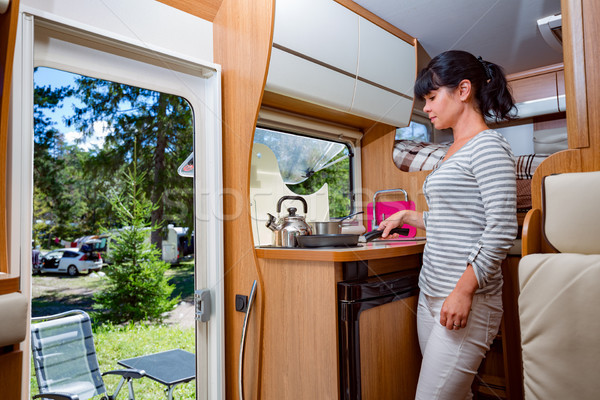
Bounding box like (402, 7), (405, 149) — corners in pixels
(422, 86), (462, 130)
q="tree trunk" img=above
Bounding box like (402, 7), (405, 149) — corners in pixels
(151, 96), (168, 250)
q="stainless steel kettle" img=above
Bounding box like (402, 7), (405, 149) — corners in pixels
(265, 196), (312, 247)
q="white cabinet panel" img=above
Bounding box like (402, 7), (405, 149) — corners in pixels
(266, 47), (355, 112)
(273, 0), (359, 75)
(514, 97), (559, 119)
(351, 80), (413, 127)
(358, 17), (415, 96)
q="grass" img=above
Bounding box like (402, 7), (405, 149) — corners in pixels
(30, 260), (197, 399)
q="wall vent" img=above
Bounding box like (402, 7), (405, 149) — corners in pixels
(537, 14), (562, 53)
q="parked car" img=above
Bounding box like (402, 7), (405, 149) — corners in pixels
(35, 248), (103, 276)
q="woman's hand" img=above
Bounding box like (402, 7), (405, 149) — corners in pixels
(440, 289), (473, 330)
(378, 210), (407, 238)
(378, 210), (425, 238)
(440, 264), (478, 330)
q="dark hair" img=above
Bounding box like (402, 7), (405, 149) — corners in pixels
(414, 50), (516, 122)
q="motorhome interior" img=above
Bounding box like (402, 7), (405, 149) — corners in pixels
(1, 0), (599, 399)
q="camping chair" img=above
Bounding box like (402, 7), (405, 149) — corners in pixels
(31, 310), (145, 400)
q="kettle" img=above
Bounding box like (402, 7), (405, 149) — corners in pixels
(266, 196), (313, 247)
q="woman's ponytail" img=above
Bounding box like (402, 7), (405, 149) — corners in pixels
(414, 50), (516, 122)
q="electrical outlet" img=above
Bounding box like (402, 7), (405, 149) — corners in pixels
(235, 294), (248, 312)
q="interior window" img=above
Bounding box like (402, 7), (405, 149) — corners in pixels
(395, 120), (431, 142)
(254, 127), (353, 218)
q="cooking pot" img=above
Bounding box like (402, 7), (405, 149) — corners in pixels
(311, 211), (364, 235)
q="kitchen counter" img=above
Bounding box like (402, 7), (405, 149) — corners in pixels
(255, 238), (426, 262)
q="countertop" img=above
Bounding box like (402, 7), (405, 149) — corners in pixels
(255, 238), (426, 262)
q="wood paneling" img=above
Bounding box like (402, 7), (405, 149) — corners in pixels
(0, 0), (19, 274)
(157, 0), (223, 21)
(213, 1), (275, 399)
(359, 295), (420, 400)
(360, 123), (430, 236)
(257, 258), (342, 400)
(500, 255), (523, 400)
(521, 208), (543, 257)
(581, 0), (600, 170)
(0, 275), (19, 295)
(563, 0), (589, 149)
(0, 350), (23, 400)
(508, 72), (558, 104)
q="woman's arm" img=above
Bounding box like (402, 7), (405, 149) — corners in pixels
(440, 264), (478, 330)
(378, 209), (425, 237)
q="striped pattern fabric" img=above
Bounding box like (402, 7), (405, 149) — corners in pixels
(31, 311), (106, 400)
(515, 154), (547, 180)
(393, 140), (449, 172)
(420, 130), (517, 297)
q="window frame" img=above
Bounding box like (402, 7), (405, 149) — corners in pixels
(255, 107), (362, 216)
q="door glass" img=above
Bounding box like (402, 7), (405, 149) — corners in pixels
(32, 66), (197, 398)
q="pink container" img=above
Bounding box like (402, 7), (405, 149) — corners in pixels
(366, 201), (417, 237)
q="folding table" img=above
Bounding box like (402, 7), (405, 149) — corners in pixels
(118, 349), (195, 400)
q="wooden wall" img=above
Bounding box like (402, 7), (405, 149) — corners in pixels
(0, 0), (20, 274)
(524, 0), (600, 254)
(213, 1), (275, 398)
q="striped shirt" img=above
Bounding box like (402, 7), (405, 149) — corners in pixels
(420, 130), (517, 297)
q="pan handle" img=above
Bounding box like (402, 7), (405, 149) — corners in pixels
(336, 211), (364, 222)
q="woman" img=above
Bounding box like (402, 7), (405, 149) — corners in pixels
(378, 50), (517, 399)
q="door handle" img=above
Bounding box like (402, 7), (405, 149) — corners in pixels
(238, 280), (258, 400)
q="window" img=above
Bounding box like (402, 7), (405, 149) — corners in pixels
(395, 120), (431, 142)
(253, 126), (354, 218)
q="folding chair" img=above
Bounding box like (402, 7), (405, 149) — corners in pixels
(31, 310), (145, 400)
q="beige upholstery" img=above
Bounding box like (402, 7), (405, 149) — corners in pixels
(519, 170), (600, 399)
(543, 170), (600, 254)
(0, 292), (29, 347)
(519, 254), (600, 399)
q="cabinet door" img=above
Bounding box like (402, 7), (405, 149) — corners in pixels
(510, 72), (557, 103)
(357, 17), (416, 97)
(510, 72), (559, 117)
(273, 0), (359, 75)
(351, 80), (413, 127)
(266, 47), (356, 112)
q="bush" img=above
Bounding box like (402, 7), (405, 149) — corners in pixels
(93, 164), (178, 323)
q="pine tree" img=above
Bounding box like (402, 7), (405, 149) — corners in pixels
(93, 160), (178, 323)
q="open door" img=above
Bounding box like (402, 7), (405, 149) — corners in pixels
(11, 9), (223, 400)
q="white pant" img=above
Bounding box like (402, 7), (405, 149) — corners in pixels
(415, 291), (503, 400)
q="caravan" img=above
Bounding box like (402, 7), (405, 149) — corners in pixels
(2, 0), (600, 399)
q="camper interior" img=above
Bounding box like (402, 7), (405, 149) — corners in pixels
(1, 0), (599, 399)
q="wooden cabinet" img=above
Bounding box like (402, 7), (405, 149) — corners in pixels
(473, 255), (523, 400)
(254, 243), (424, 399)
(507, 63), (565, 118)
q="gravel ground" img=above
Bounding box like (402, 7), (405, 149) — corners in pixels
(32, 269), (195, 328)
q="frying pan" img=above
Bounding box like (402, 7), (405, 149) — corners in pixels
(296, 227), (410, 248)
(296, 234), (359, 248)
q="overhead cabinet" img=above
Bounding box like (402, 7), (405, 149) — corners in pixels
(266, 0), (417, 127)
(508, 64), (566, 118)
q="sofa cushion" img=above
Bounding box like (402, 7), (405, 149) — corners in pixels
(0, 292), (29, 347)
(543, 171), (600, 254)
(519, 253), (600, 400)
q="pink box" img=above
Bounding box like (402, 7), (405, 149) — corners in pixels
(366, 201), (417, 237)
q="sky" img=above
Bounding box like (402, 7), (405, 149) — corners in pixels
(34, 67), (109, 150)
